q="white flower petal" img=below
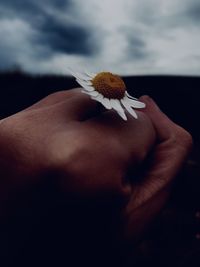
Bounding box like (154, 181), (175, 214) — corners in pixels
(116, 110), (127, 121)
(68, 69), (86, 81)
(92, 93), (103, 102)
(75, 78), (87, 88)
(121, 98), (138, 119)
(110, 99), (127, 120)
(102, 98), (112, 109)
(91, 96), (113, 111)
(76, 79), (94, 91)
(124, 96), (146, 108)
(76, 78), (92, 86)
(110, 99), (122, 112)
(68, 68), (93, 83)
(81, 89), (92, 94)
(84, 90), (99, 97)
(83, 86), (95, 92)
(91, 95), (112, 110)
(76, 72), (92, 81)
(125, 91), (138, 100)
(67, 68), (78, 77)
(86, 91), (99, 97)
(84, 71), (97, 78)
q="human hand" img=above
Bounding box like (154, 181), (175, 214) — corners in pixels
(0, 88), (155, 215)
(0, 89), (192, 246)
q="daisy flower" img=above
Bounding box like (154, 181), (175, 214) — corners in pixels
(70, 70), (145, 121)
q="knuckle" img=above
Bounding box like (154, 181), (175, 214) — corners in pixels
(171, 125), (193, 153)
(177, 127), (193, 147)
(180, 130), (193, 150)
(55, 130), (97, 174)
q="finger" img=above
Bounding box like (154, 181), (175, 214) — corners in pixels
(130, 95), (193, 206)
(25, 88), (81, 111)
(140, 95), (185, 141)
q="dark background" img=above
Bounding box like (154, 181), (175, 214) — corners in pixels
(0, 72), (200, 267)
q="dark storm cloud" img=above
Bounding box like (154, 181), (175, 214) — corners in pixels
(35, 14), (94, 55)
(0, 0), (97, 58)
(120, 23), (151, 62)
(0, 0), (199, 74)
(0, 0), (70, 18)
(127, 35), (148, 60)
(0, 0), (43, 22)
(184, 1), (200, 23)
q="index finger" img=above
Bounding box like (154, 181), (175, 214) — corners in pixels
(130, 95), (193, 207)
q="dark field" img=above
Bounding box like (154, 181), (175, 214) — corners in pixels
(0, 71), (200, 267)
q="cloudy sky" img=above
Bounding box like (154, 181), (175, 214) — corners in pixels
(0, 0), (200, 75)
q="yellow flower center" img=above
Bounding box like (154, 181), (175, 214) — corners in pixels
(92, 72), (126, 99)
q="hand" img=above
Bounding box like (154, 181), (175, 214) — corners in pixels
(0, 89), (192, 251)
(0, 88), (155, 215)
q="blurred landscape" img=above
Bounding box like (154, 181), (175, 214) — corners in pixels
(1, 71), (200, 267)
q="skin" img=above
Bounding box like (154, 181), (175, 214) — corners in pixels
(0, 88), (192, 247)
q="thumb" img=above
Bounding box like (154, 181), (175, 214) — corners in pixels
(132, 95), (193, 206)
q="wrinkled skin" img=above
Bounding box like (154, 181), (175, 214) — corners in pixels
(0, 88), (192, 256)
